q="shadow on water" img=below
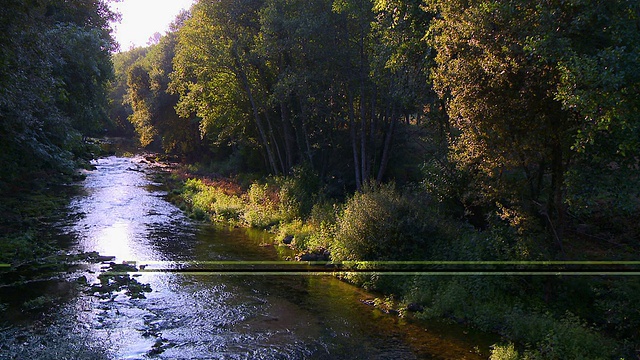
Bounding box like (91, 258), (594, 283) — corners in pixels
(0, 156), (497, 359)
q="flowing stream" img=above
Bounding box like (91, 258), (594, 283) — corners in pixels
(0, 156), (495, 359)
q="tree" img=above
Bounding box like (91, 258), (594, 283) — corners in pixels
(542, 1), (640, 219)
(172, 0), (282, 173)
(122, 10), (203, 157)
(108, 47), (149, 137)
(426, 0), (577, 246)
(0, 0), (116, 188)
(369, 0), (436, 182)
(50, 23), (114, 137)
(126, 61), (157, 147)
(426, 0), (640, 248)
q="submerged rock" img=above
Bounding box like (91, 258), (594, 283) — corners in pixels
(88, 263), (152, 300)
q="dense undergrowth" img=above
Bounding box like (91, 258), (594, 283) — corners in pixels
(0, 140), (113, 268)
(166, 163), (639, 360)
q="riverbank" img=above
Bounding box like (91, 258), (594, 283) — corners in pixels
(2, 153), (499, 359)
(154, 158), (638, 359)
(0, 138), (120, 269)
(3, 147), (636, 358)
(0, 178), (79, 272)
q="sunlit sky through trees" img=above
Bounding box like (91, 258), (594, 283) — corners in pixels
(109, 0), (195, 51)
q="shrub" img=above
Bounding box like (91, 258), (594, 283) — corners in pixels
(181, 178), (244, 222)
(331, 183), (433, 262)
(210, 193), (244, 221)
(503, 310), (617, 360)
(276, 219), (313, 250)
(275, 202), (338, 252)
(242, 182), (283, 228)
(276, 163), (320, 220)
(490, 343), (520, 360)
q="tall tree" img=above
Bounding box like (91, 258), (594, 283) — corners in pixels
(172, 0), (282, 173)
(426, 0), (576, 246)
(542, 1), (640, 218)
(259, 0), (354, 176)
(369, 0), (435, 182)
(108, 47), (149, 137)
(124, 10), (203, 157)
(332, 0), (376, 189)
(426, 0), (640, 248)
(0, 0), (116, 187)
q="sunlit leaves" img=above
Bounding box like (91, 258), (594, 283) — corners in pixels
(427, 0), (640, 234)
(428, 0), (564, 215)
(171, 0), (260, 142)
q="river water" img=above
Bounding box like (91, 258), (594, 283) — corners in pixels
(0, 156), (492, 359)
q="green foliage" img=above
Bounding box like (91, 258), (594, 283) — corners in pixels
(49, 23), (114, 136)
(181, 178), (244, 222)
(275, 163), (321, 219)
(171, 0), (268, 167)
(108, 47), (149, 137)
(426, 0), (569, 232)
(426, 0), (640, 246)
(593, 278), (640, 344)
(243, 182), (284, 228)
(490, 343), (519, 360)
(180, 177), (294, 228)
(508, 311), (615, 360)
(331, 183), (433, 262)
(0, 188), (73, 265)
(0, 0), (115, 185)
(276, 201), (339, 251)
(127, 62), (158, 147)
(413, 275), (619, 359)
(0, 231), (51, 265)
(566, 159), (640, 216)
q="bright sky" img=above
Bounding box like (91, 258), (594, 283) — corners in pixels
(109, 0), (195, 51)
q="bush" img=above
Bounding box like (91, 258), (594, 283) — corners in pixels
(593, 278), (640, 344)
(242, 182), (283, 228)
(331, 183), (433, 262)
(275, 201), (339, 252)
(502, 310), (617, 360)
(490, 343), (520, 360)
(181, 178), (244, 222)
(276, 163), (320, 220)
(276, 219), (313, 249)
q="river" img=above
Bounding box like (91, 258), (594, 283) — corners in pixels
(0, 155), (493, 359)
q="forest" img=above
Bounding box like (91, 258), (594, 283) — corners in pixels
(2, 0), (640, 358)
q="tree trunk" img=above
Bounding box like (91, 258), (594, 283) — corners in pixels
(348, 87), (362, 190)
(280, 102), (294, 173)
(299, 107), (313, 164)
(237, 68), (278, 175)
(377, 106), (397, 183)
(264, 110), (285, 174)
(360, 89), (368, 182)
(549, 142), (565, 254)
